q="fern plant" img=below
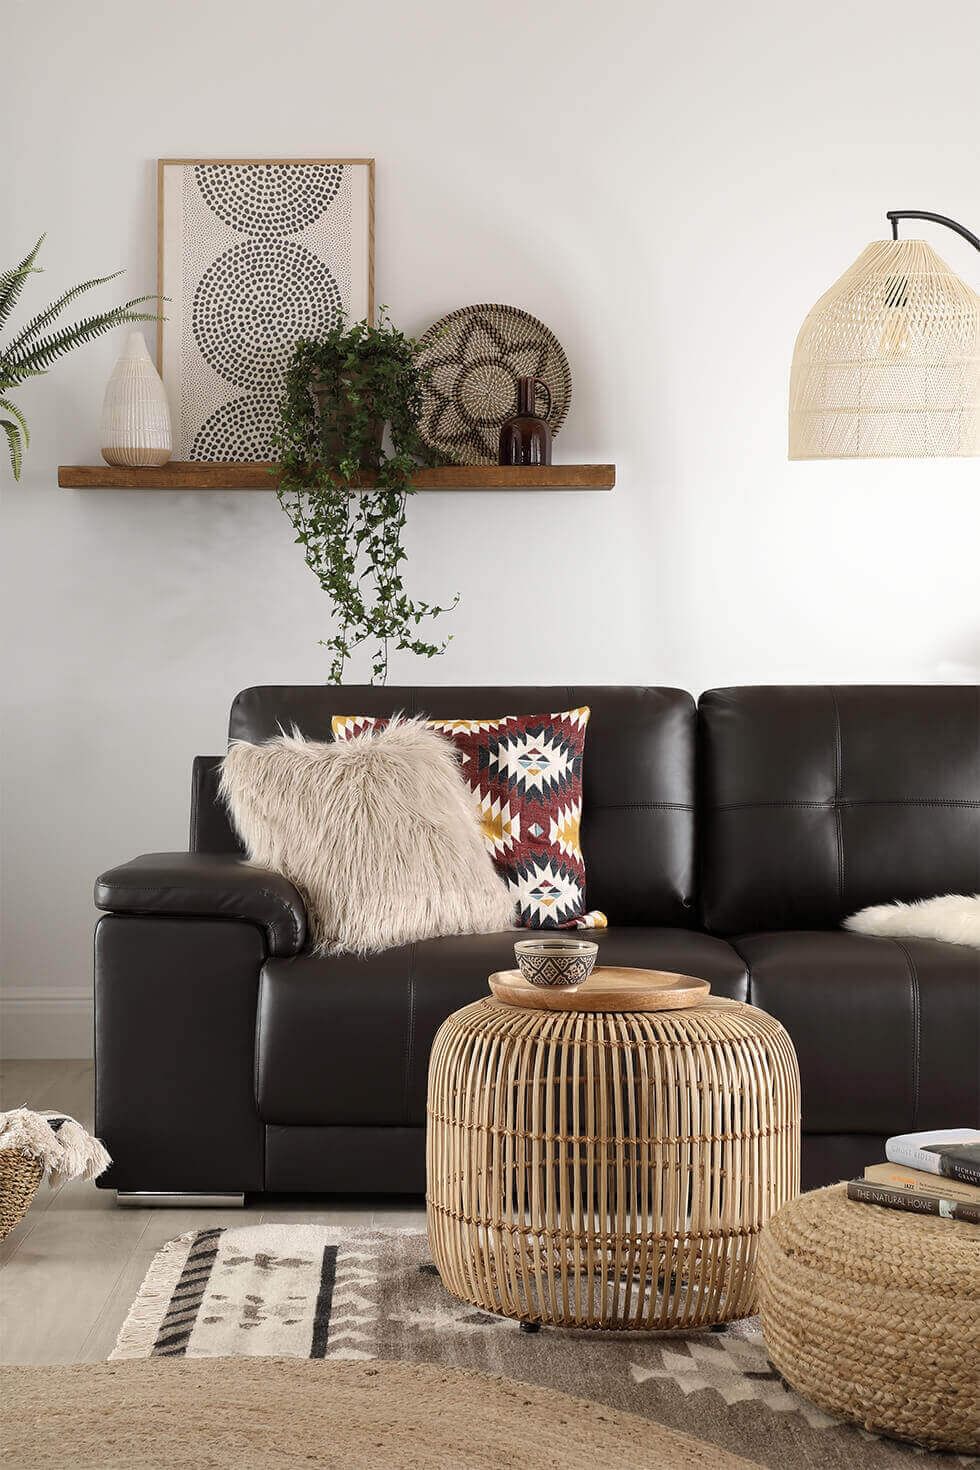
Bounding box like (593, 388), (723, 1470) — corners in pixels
(1, 236), (157, 479)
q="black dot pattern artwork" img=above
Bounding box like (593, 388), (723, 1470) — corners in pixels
(166, 161), (362, 461)
(194, 164), (342, 238)
(193, 239), (343, 389)
(191, 395), (282, 461)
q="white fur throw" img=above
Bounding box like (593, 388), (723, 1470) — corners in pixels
(0, 1110), (111, 1187)
(844, 894), (980, 948)
(220, 721), (515, 955)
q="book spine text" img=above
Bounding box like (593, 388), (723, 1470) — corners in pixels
(847, 1180), (980, 1225)
(939, 1156), (980, 1187)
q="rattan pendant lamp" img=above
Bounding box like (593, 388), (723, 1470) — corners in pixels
(789, 210), (980, 458)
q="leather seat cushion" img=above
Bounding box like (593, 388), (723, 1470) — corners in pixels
(256, 927), (748, 1126)
(736, 930), (980, 1135)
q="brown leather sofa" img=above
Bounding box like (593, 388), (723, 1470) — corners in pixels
(94, 684), (979, 1200)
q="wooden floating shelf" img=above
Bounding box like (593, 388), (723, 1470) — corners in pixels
(58, 462), (615, 492)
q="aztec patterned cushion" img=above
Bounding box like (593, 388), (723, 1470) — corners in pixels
(332, 709), (606, 930)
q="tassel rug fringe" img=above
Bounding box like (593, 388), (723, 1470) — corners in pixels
(109, 1230), (197, 1360)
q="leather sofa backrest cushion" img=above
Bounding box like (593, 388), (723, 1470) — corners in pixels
(225, 685), (697, 927)
(699, 685), (980, 933)
(190, 756), (244, 855)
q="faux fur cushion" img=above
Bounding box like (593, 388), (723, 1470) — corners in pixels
(844, 893), (980, 948)
(220, 721), (515, 955)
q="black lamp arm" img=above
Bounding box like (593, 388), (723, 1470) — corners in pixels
(887, 211), (980, 251)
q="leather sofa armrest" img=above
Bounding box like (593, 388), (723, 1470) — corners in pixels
(94, 853), (306, 957)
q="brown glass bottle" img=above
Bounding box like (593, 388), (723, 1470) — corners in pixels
(498, 376), (552, 465)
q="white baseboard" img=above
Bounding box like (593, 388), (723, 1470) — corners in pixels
(0, 988), (92, 1059)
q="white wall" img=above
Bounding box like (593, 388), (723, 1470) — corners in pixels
(2, 0), (978, 1056)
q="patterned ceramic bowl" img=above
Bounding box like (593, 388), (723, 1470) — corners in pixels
(514, 938), (598, 989)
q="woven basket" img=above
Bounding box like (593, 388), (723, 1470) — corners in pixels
(0, 1149), (44, 1240)
(414, 303), (572, 465)
(759, 1183), (980, 1453)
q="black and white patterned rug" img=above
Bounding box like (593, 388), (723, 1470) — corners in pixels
(112, 1225), (974, 1469)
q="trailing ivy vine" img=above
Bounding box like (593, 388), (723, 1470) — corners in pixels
(274, 312), (457, 684)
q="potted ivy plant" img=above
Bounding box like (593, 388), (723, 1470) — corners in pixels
(275, 311), (458, 685)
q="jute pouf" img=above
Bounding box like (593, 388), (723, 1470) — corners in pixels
(0, 1358), (756, 1470)
(759, 1183), (980, 1453)
(428, 996), (800, 1329)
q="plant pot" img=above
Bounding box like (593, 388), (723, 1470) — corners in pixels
(312, 380), (385, 471)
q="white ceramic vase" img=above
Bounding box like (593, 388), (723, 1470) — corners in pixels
(100, 331), (172, 467)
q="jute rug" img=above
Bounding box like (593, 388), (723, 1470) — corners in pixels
(108, 1224), (975, 1470)
(0, 1352), (758, 1470)
(0, 1359), (754, 1468)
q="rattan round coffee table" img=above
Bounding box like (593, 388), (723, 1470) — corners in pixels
(426, 987), (800, 1331)
(760, 1184), (980, 1453)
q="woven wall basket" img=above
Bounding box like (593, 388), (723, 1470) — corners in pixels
(789, 239), (980, 458)
(415, 304), (572, 465)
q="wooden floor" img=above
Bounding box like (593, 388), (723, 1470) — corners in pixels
(0, 1059), (425, 1364)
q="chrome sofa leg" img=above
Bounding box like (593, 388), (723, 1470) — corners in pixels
(115, 1191), (246, 1208)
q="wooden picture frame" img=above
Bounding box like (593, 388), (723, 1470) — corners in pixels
(157, 157), (375, 460)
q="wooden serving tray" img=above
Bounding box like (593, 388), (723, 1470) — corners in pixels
(488, 966), (711, 1012)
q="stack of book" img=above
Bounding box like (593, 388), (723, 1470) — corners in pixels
(846, 1128), (980, 1224)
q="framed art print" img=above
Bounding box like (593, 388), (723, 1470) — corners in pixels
(158, 158), (374, 460)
